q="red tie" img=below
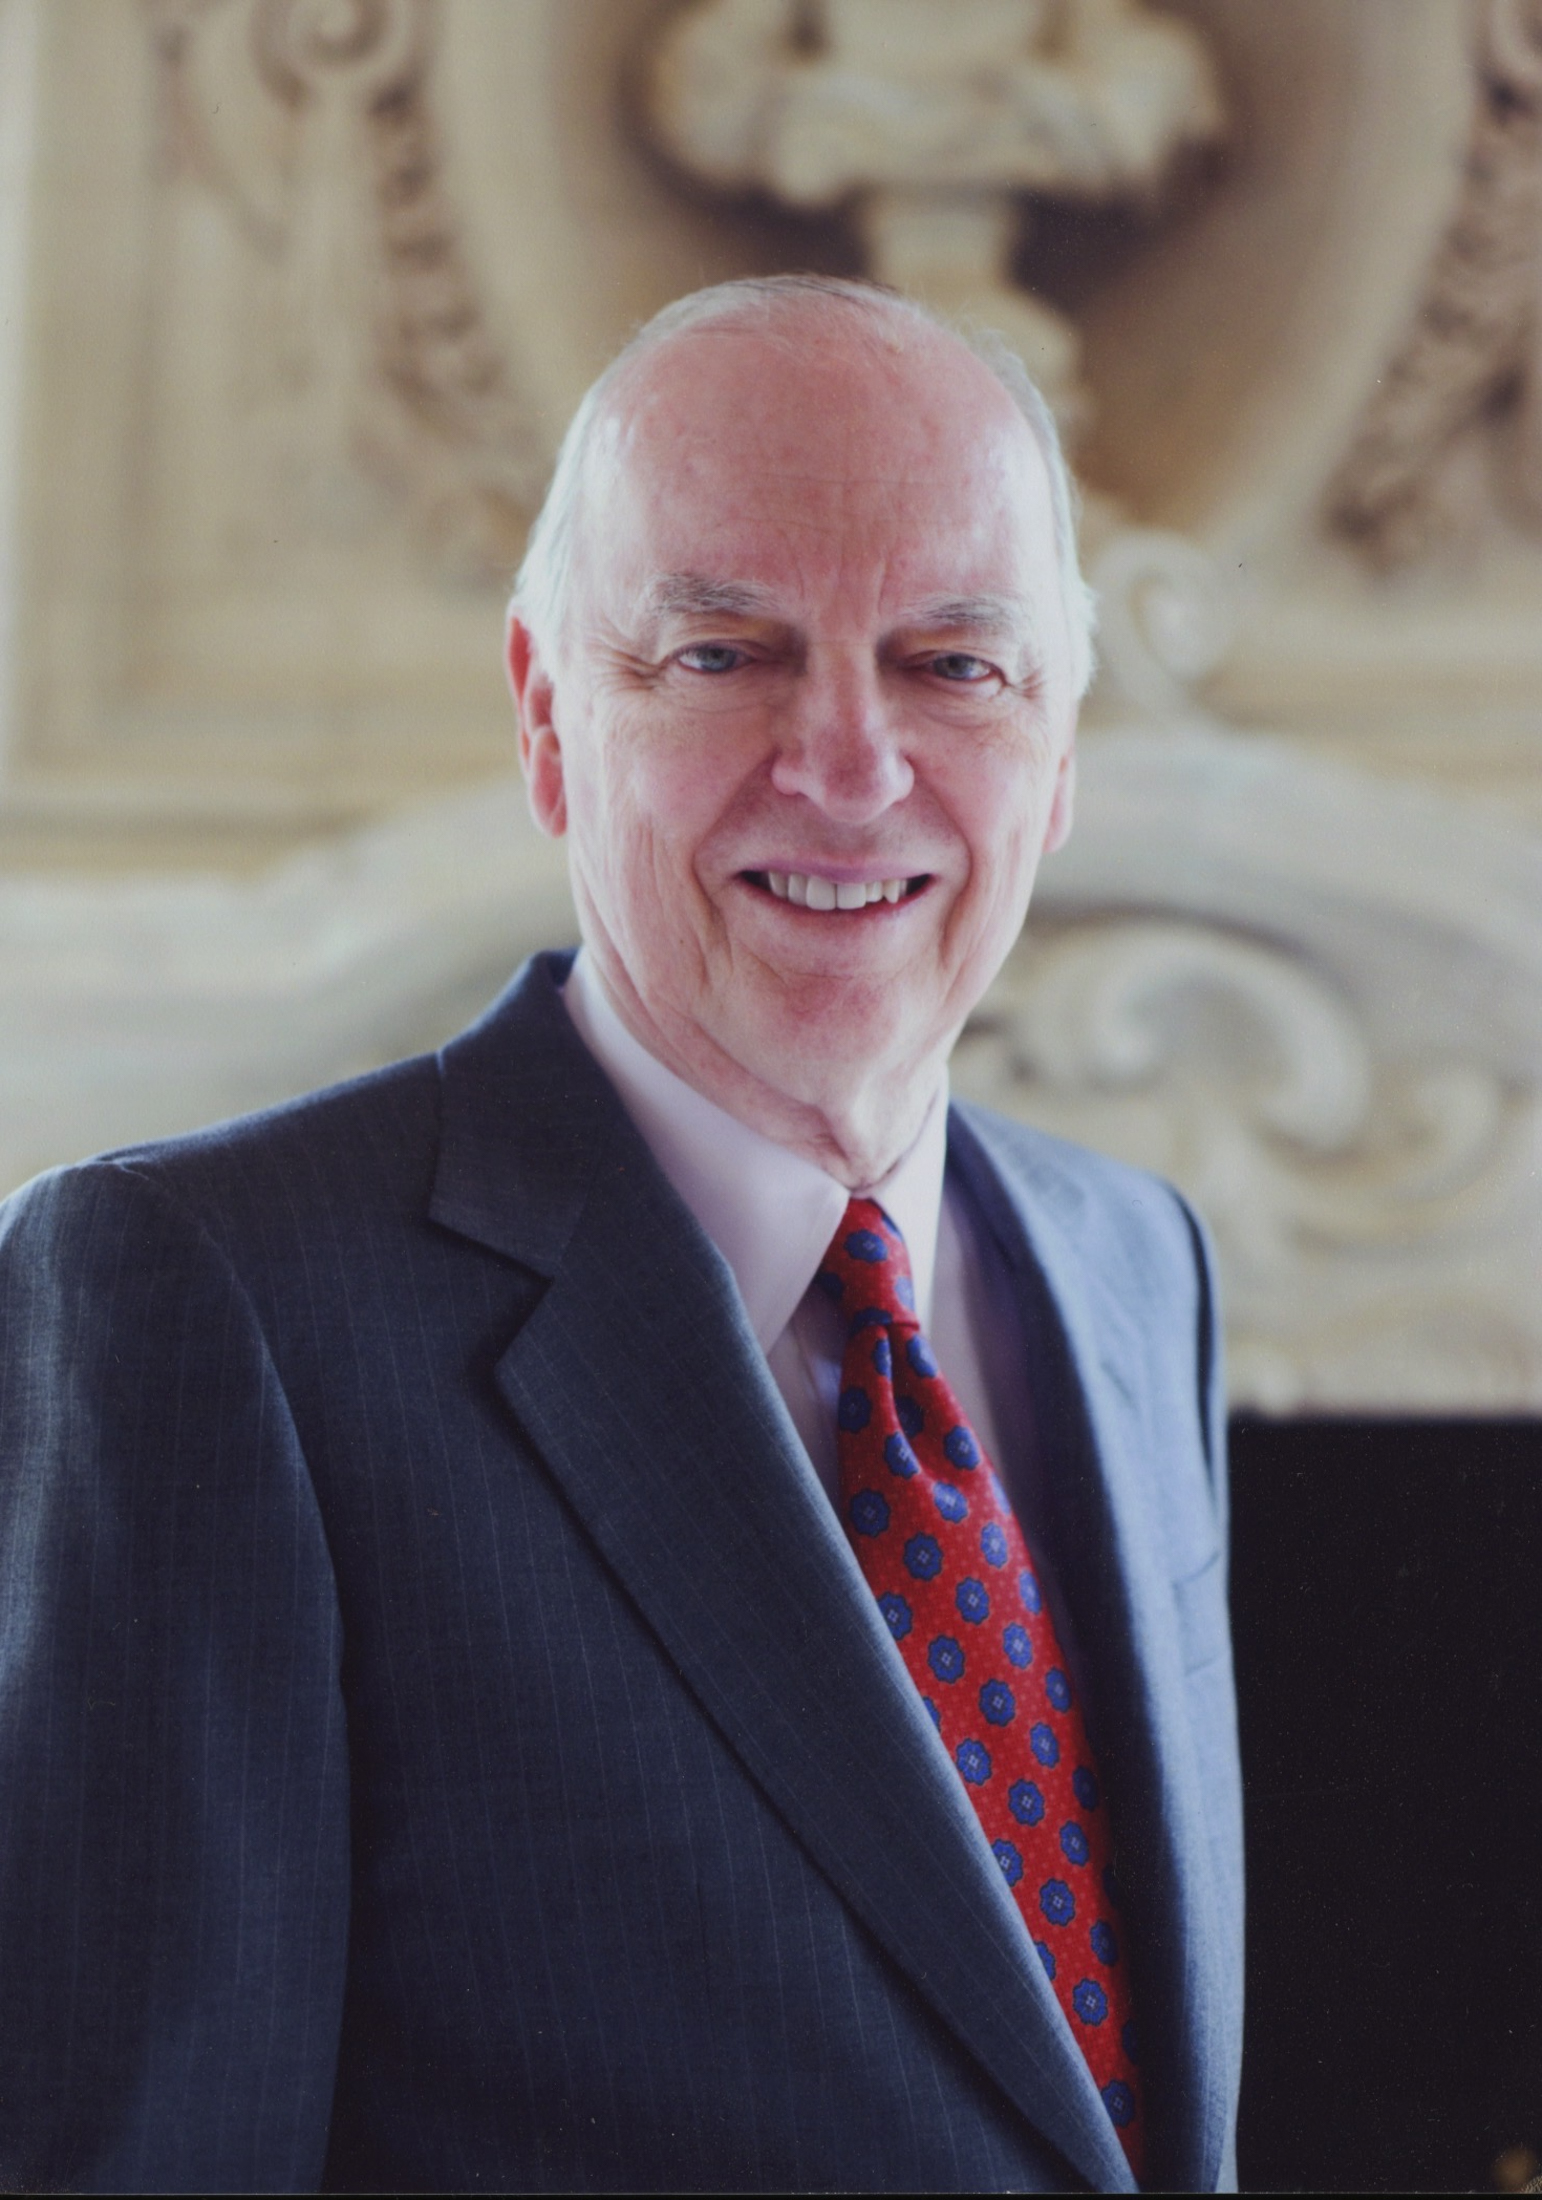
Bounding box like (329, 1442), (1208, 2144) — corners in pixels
(819, 1196), (1145, 2180)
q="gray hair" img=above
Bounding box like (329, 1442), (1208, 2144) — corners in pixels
(511, 274), (1097, 700)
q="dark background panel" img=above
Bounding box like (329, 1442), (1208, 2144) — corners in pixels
(1231, 1418), (1542, 2194)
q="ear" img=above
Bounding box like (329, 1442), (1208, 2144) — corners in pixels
(1043, 723), (1077, 855)
(506, 612), (567, 839)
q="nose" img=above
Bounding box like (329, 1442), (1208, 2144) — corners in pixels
(767, 654), (915, 823)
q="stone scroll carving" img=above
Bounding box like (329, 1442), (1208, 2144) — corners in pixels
(642, 0), (1225, 431)
(1327, 0), (1542, 566)
(1083, 526), (1237, 722)
(146, 0), (544, 579)
(954, 913), (1542, 1412)
(983, 724), (1542, 1414)
(6, 730), (1540, 1412)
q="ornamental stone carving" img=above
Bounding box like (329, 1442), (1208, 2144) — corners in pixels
(147, 0), (544, 579)
(6, 727), (1541, 1414)
(642, 0), (1224, 430)
(955, 912), (1542, 1413)
(4, 0), (1539, 1417)
(1327, 0), (1542, 566)
(1002, 725), (1542, 1413)
(1084, 526), (1237, 723)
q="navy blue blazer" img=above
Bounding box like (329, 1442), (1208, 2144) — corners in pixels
(0, 951), (1242, 2193)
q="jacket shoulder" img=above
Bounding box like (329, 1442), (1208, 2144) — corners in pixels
(0, 1050), (443, 1272)
(951, 1099), (1225, 1504)
(951, 1097), (1210, 1276)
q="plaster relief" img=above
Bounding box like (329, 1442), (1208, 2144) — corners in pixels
(955, 913), (1542, 1412)
(148, 0), (542, 582)
(642, 0), (1224, 433)
(1327, 0), (1542, 567)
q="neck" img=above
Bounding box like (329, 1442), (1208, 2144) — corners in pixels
(582, 949), (948, 1191)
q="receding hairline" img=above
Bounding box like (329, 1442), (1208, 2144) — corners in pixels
(511, 274), (1098, 697)
(606, 282), (1020, 397)
(592, 293), (1043, 487)
(579, 302), (1059, 598)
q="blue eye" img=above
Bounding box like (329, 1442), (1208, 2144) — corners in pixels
(677, 643), (745, 674)
(931, 652), (993, 682)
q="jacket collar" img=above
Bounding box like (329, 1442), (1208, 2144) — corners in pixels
(430, 954), (1200, 2191)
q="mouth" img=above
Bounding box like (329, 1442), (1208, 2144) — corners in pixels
(739, 869), (933, 912)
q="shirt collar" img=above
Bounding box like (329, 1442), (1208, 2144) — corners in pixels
(562, 949), (949, 1351)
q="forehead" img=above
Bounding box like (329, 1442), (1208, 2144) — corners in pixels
(579, 317), (1056, 618)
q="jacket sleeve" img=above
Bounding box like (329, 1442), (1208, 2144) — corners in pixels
(0, 1160), (349, 2194)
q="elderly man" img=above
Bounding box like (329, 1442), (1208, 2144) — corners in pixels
(0, 276), (1240, 2193)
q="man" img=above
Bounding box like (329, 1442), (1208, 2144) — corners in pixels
(0, 276), (1241, 2193)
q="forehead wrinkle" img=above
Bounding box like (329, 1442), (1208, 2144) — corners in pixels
(603, 412), (1055, 648)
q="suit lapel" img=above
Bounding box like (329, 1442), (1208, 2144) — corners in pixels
(431, 959), (1134, 2195)
(949, 1107), (1235, 2194)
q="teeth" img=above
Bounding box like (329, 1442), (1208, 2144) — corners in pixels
(766, 871), (917, 909)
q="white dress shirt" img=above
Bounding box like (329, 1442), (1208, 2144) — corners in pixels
(563, 950), (1013, 1506)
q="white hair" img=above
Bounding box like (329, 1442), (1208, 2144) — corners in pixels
(510, 274), (1097, 699)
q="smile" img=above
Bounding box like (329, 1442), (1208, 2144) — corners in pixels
(741, 870), (931, 911)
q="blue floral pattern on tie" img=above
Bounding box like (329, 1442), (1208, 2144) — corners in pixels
(820, 1194), (1145, 2175)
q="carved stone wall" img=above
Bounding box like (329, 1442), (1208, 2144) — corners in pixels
(1, 0), (832, 865)
(1326, 0), (1542, 570)
(1, 0), (1539, 1413)
(966, 727), (1542, 1412)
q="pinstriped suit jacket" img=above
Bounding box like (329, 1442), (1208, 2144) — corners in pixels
(0, 951), (1242, 2193)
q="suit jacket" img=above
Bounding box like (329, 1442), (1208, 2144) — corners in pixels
(0, 951), (1242, 2194)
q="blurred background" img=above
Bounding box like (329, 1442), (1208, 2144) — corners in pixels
(2, 1), (1540, 2187)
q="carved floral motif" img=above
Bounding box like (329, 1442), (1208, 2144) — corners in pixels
(146, 0), (543, 579)
(1327, 0), (1542, 566)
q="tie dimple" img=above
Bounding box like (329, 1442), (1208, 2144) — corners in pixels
(820, 1196), (1145, 2181)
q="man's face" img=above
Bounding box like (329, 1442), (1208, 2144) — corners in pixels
(511, 315), (1078, 1155)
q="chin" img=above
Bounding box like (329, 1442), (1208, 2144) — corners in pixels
(722, 966), (935, 1085)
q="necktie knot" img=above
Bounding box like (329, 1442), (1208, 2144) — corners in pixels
(817, 1196), (919, 1336)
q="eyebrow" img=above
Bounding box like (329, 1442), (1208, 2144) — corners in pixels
(640, 573), (782, 620)
(903, 593), (1033, 635)
(638, 576), (1035, 639)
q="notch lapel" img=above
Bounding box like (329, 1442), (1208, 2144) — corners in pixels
(431, 959), (1134, 2195)
(950, 1107), (1239, 2194)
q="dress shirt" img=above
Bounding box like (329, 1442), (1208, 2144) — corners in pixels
(562, 950), (1014, 1506)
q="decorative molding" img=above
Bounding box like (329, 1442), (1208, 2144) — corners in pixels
(1326, 0), (1542, 567)
(0, 776), (572, 1195)
(1084, 526), (1237, 723)
(3, 2), (1539, 1417)
(957, 914), (1541, 1413)
(5, 729), (1540, 1414)
(998, 725), (1542, 1412)
(642, 0), (1224, 429)
(147, 0), (544, 580)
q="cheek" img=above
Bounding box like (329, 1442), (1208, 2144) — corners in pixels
(569, 698), (750, 886)
(946, 732), (1058, 885)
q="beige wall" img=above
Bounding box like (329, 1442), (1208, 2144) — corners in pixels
(3, 0), (1541, 1411)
